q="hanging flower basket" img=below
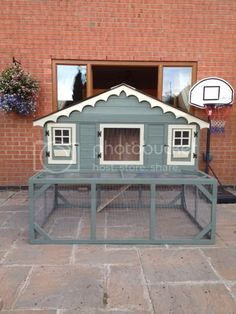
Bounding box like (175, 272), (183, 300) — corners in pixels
(0, 63), (39, 115)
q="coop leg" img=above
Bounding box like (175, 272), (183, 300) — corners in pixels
(90, 183), (97, 240)
(149, 183), (156, 240)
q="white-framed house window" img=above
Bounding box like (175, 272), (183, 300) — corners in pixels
(99, 124), (144, 165)
(53, 128), (71, 145)
(167, 125), (197, 165)
(47, 123), (77, 164)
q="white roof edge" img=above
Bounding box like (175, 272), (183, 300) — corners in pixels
(33, 84), (209, 129)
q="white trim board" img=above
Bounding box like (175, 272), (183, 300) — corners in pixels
(33, 84), (209, 129)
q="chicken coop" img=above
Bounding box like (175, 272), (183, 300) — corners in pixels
(29, 84), (217, 244)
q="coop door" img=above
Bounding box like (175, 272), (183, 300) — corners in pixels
(99, 124), (144, 165)
(47, 123), (77, 164)
(167, 125), (197, 166)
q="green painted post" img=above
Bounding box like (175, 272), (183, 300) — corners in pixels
(28, 178), (36, 242)
(210, 181), (217, 242)
(150, 184), (156, 240)
(90, 183), (97, 240)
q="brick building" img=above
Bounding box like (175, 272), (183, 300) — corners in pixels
(0, 0), (235, 186)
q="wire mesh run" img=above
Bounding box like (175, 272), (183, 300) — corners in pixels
(30, 179), (216, 244)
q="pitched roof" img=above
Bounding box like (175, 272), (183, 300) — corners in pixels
(33, 83), (209, 129)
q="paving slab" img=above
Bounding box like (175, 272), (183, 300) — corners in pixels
(107, 265), (151, 312)
(0, 190), (16, 199)
(139, 248), (218, 283)
(0, 204), (28, 212)
(0, 250), (7, 261)
(216, 225), (236, 247)
(231, 284), (236, 298)
(0, 228), (22, 251)
(202, 247), (236, 281)
(15, 265), (105, 310)
(217, 207), (236, 226)
(74, 245), (139, 265)
(63, 309), (144, 314)
(0, 265), (31, 310)
(3, 198), (28, 206)
(1, 311), (56, 314)
(2, 211), (28, 230)
(149, 283), (236, 314)
(0, 212), (12, 227)
(3, 241), (73, 265)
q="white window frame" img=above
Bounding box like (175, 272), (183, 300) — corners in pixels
(47, 123), (77, 164)
(167, 125), (196, 166)
(99, 124), (144, 165)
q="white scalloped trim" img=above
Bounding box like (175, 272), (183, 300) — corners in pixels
(33, 84), (209, 129)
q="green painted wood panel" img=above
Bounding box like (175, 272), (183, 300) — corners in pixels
(79, 124), (97, 171)
(145, 124), (164, 169)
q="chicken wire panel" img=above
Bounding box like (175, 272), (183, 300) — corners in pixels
(183, 185), (212, 234)
(34, 184), (55, 228)
(155, 185), (203, 240)
(34, 184), (91, 240)
(96, 184), (150, 240)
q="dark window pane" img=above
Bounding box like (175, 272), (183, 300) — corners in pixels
(55, 137), (62, 144)
(175, 131), (181, 138)
(174, 139), (181, 146)
(182, 139), (189, 145)
(55, 130), (61, 136)
(63, 137), (69, 144)
(183, 131), (189, 138)
(93, 66), (157, 97)
(63, 130), (69, 136)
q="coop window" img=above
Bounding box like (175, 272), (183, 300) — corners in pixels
(53, 128), (71, 145)
(173, 130), (191, 147)
(47, 123), (77, 165)
(100, 124), (144, 165)
(167, 125), (197, 166)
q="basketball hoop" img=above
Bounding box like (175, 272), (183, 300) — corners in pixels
(189, 77), (234, 134)
(205, 105), (232, 134)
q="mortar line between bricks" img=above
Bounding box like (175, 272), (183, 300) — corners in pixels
(136, 247), (155, 314)
(10, 265), (34, 310)
(199, 248), (236, 302)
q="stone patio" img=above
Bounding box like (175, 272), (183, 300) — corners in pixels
(0, 189), (235, 313)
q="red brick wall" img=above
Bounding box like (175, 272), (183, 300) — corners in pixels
(0, 0), (235, 185)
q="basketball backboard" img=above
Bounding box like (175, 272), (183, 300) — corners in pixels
(189, 77), (234, 109)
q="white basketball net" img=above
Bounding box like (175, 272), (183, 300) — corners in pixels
(206, 106), (232, 134)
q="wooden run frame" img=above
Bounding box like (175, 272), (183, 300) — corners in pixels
(52, 60), (197, 111)
(28, 170), (217, 245)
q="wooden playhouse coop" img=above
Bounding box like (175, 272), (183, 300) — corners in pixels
(29, 84), (217, 244)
